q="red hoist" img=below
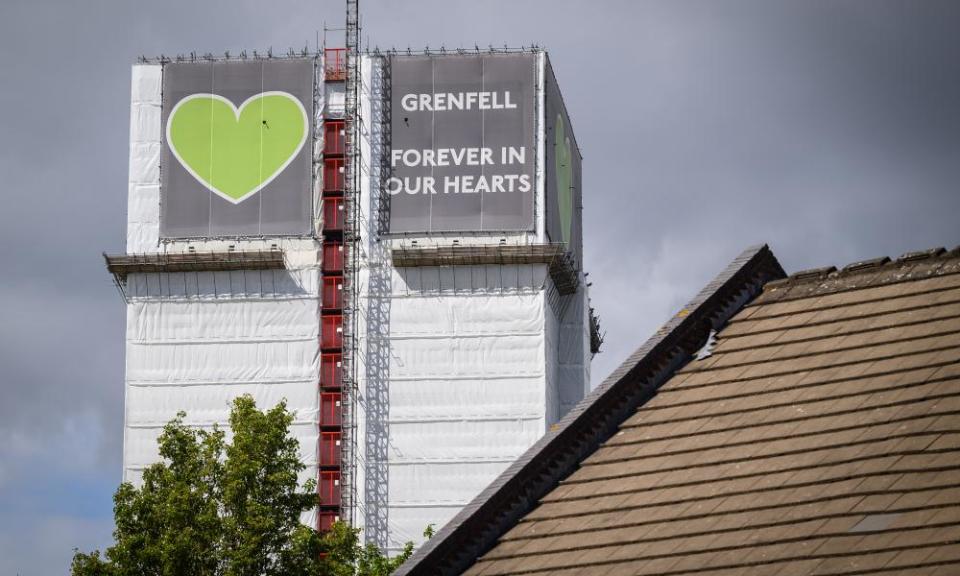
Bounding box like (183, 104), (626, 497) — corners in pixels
(318, 47), (347, 532)
(319, 0), (360, 534)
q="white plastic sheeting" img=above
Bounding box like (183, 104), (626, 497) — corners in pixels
(392, 263), (548, 295)
(124, 423), (318, 469)
(126, 382), (318, 425)
(387, 419), (545, 463)
(128, 65), (162, 253)
(387, 378), (544, 420)
(387, 460), (523, 506)
(122, 267), (322, 527)
(373, 275), (589, 552)
(353, 54), (590, 554)
(127, 339), (318, 384)
(119, 54), (589, 548)
(534, 52), (547, 243)
(124, 268), (320, 299)
(122, 60), (327, 527)
(374, 271), (555, 552)
(554, 284), (592, 416)
(325, 82), (345, 117)
(544, 287), (561, 424)
(126, 298), (319, 342)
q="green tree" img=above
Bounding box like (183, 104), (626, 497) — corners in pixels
(72, 395), (413, 576)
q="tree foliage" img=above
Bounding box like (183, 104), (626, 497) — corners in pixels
(72, 396), (413, 576)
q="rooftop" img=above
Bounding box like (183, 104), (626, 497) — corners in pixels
(397, 243), (960, 576)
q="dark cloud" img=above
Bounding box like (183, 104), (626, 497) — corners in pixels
(1, 1), (958, 572)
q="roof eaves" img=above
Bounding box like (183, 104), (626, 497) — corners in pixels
(394, 244), (786, 576)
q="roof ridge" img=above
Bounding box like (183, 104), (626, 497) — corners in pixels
(755, 244), (960, 304)
(789, 246), (957, 283)
(394, 245), (786, 576)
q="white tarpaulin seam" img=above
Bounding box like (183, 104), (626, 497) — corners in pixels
(125, 462), (320, 471)
(126, 417), (318, 428)
(386, 373), (545, 382)
(127, 378), (318, 387)
(388, 502), (471, 508)
(386, 415), (543, 424)
(386, 289), (546, 299)
(128, 336), (319, 345)
(384, 331), (544, 340)
(386, 457), (520, 465)
(126, 295), (321, 303)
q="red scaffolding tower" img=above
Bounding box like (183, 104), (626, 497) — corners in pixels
(318, 49), (347, 531)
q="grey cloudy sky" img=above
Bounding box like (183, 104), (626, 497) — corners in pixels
(0, 0), (957, 573)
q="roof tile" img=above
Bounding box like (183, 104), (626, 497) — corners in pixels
(398, 247), (960, 575)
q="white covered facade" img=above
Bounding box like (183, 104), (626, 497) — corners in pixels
(122, 63), (326, 527)
(119, 51), (591, 553)
(351, 53), (591, 552)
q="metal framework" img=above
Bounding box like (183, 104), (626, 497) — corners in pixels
(360, 52), (392, 549)
(104, 250), (285, 284)
(391, 243), (580, 295)
(340, 0), (361, 526)
(589, 307), (604, 354)
(318, 50), (346, 530)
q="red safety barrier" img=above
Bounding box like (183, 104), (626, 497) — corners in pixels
(319, 509), (340, 532)
(323, 197), (344, 232)
(320, 431), (342, 467)
(325, 49), (346, 81)
(321, 315), (343, 349)
(320, 470), (341, 506)
(322, 242), (344, 273)
(322, 277), (343, 311)
(324, 158), (344, 192)
(324, 120), (345, 156)
(321, 354), (342, 389)
(320, 392), (342, 427)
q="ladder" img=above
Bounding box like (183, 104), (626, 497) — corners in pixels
(339, 0), (361, 525)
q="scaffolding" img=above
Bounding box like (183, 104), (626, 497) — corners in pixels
(391, 243), (580, 295)
(103, 250), (287, 300)
(589, 307), (604, 354)
(362, 51), (392, 549)
(340, 0), (361, 527)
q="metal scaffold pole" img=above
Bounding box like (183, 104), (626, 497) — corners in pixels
(340, 0), (361, 526)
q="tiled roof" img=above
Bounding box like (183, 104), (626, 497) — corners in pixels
(465, 246), (960, 575)
(397, 244), (960, 576)
(396, 245), (787, 575)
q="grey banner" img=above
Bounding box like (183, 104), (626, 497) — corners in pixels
(160, 58), (315, 238)
(544, 57), (583, 269)
(387, 53), (536, 234)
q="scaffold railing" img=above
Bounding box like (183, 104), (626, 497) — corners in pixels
(339, 0), (361, 526)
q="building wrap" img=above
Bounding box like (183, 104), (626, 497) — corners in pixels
(114, 48), (592, 554)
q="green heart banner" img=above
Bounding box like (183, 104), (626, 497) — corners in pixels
(543, 58), (582, 269)
(166, 91), (308, 204)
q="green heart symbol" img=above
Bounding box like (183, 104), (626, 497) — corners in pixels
(555, 113), (573, 245)
(166, 91), (308, 204)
